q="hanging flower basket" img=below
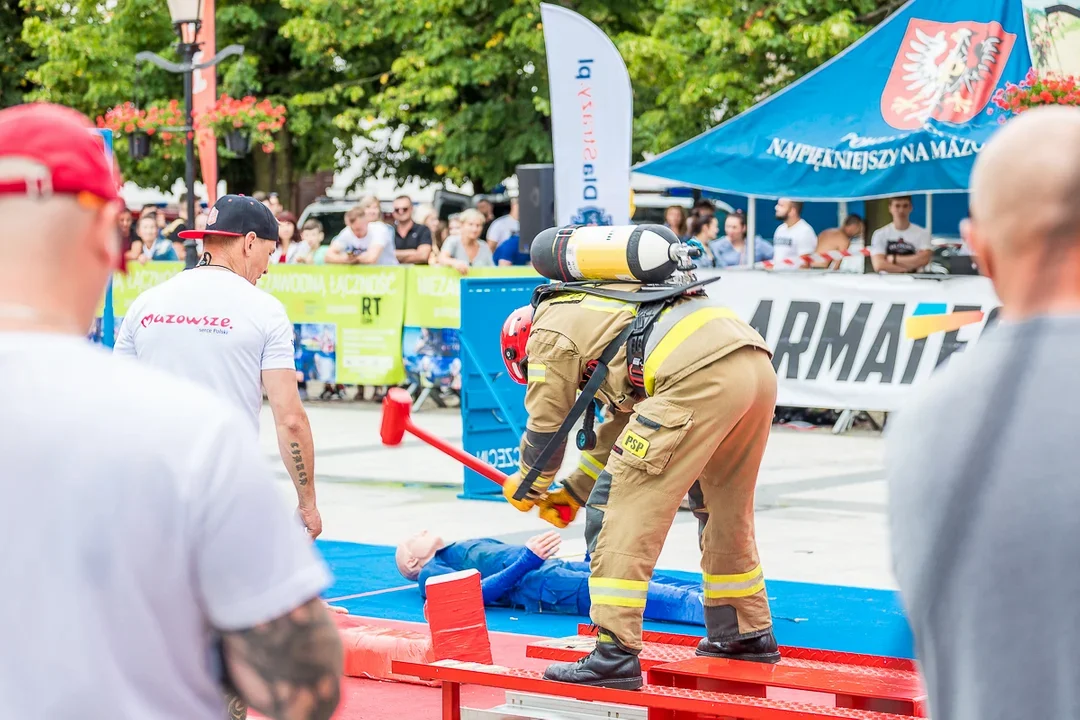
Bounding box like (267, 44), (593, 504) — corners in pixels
(224, 130), (251, 155)
(129, 132), (151, 159)
(988, 69), (1080, 123)
(196, 95), (287, 155)
(98, 100), (189, 160)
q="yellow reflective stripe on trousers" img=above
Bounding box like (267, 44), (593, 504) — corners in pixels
(702, 566), (766, 599)
(578, 452), (604, 480)
(642, 307), (739, 395)
(589, 576), (649, 608)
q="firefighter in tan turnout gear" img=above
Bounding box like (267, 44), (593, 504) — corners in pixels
(499, 225), (780, 690)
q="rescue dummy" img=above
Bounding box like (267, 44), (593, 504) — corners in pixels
(395, 530), (708, 625)
(499, 224), (780, 690)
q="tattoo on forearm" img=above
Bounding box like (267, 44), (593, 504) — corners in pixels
(226, 693), (247, 719)
(290, 441), (309, 486)
(223, 599), (342, 720)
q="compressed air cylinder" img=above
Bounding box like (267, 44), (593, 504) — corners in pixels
(530, 224), (682, 283)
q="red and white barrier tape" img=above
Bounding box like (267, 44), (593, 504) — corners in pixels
(757, 248), (872, 270)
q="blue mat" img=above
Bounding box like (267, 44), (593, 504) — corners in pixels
(314, 540), (914, 659)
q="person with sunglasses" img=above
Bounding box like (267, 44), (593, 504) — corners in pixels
(391, 194), (433, 264)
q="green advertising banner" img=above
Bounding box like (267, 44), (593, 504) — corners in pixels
(404, 265), (540, 329)
(95, 262), (184, 317)
(258, 265), (407, 386)
(96, 263), (537, 386)
(405, 266), (462, 329)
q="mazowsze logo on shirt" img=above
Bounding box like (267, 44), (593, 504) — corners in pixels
(140, 313), (233, 335)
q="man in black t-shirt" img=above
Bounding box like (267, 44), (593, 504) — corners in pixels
(392, 194), (433, 264)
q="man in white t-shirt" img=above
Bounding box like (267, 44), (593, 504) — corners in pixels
(0, 103), (341, 720)
(870, 196), (933, 273)
(114, 194), (324, 540)
(771, 198), (818, 270)
(325, 203), (399, 266)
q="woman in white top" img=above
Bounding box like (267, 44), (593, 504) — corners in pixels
(438, 208), (494, 273)
(274, 211), (299, 264)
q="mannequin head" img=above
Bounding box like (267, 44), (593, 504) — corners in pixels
(394, 530), (446, 580)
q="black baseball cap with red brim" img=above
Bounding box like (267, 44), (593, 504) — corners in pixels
(179, 194), (278, 241)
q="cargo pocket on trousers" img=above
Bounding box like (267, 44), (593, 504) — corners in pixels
(613, 399), (694, 476)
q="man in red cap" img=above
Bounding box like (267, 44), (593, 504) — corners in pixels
(0, 102), (342, 719)
(114, 192), (324, 540)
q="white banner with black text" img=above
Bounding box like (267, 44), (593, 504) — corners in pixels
(698, 270), (1002, 412)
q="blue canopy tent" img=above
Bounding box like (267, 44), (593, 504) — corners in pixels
(634, 0), (1039, 242)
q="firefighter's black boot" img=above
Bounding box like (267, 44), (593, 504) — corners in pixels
(696, 629), (781, 663)
(542, 629), (643, 690)
(698, 605), (781, 663)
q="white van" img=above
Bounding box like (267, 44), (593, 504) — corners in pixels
(630, 193), (734, 226)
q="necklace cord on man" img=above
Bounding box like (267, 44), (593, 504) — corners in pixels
(196, 251), (240, 277)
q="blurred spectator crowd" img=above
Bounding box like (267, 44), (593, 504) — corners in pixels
(662, 194), (966, 275)
(116, 187), (966, 413)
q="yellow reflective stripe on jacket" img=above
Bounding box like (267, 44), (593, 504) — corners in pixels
(702, 566), (766, 599)
(642, 306), (739, 395)
(577, 452), (604, 480)
(589, 576), (649, 608)
(580, 297), (638, 316)
(527, 362), (547, 383)
(547, 293), (637, 316)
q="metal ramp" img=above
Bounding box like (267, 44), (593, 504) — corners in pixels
(463, 691), (645, 720)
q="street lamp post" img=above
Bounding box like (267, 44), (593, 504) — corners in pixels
(137, 0), (243, 269)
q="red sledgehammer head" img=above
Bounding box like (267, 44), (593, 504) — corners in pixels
(380, 387), (413, 446)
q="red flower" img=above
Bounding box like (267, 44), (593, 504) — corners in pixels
(262, 142), (275, 153)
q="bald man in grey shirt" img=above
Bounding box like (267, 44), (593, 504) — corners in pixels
(886, 106), (1080, 720)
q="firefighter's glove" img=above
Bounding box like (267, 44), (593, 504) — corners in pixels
(502, 471), (554, 513)
(536, 485), (584, 529)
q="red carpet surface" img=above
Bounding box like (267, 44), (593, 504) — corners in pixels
(251, 616), (551, 720)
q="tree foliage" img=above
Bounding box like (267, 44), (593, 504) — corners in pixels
(10, 0), (898, 193)
(0, 2), (41, 107)
(282, 0), (656, 192)
(630, 0), (896, 156)
(283, 0), (893, 190)
(16, 0), (362, 196)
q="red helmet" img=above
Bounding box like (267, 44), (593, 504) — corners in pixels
(501, 305), (533, 385)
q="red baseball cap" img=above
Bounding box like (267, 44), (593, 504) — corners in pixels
(0, 102), (120, 206)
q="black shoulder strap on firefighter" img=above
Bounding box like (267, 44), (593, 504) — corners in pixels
(625, 299), (670, 388)
(512, 322), (634, 502)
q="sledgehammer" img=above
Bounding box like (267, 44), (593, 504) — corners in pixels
(379, 388), (572, 524)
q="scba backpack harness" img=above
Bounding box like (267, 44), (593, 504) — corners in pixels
(512, 274), (721, 504)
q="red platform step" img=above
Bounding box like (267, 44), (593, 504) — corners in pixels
(393, 659), (917, 720)
(525, 626), (926, 717)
